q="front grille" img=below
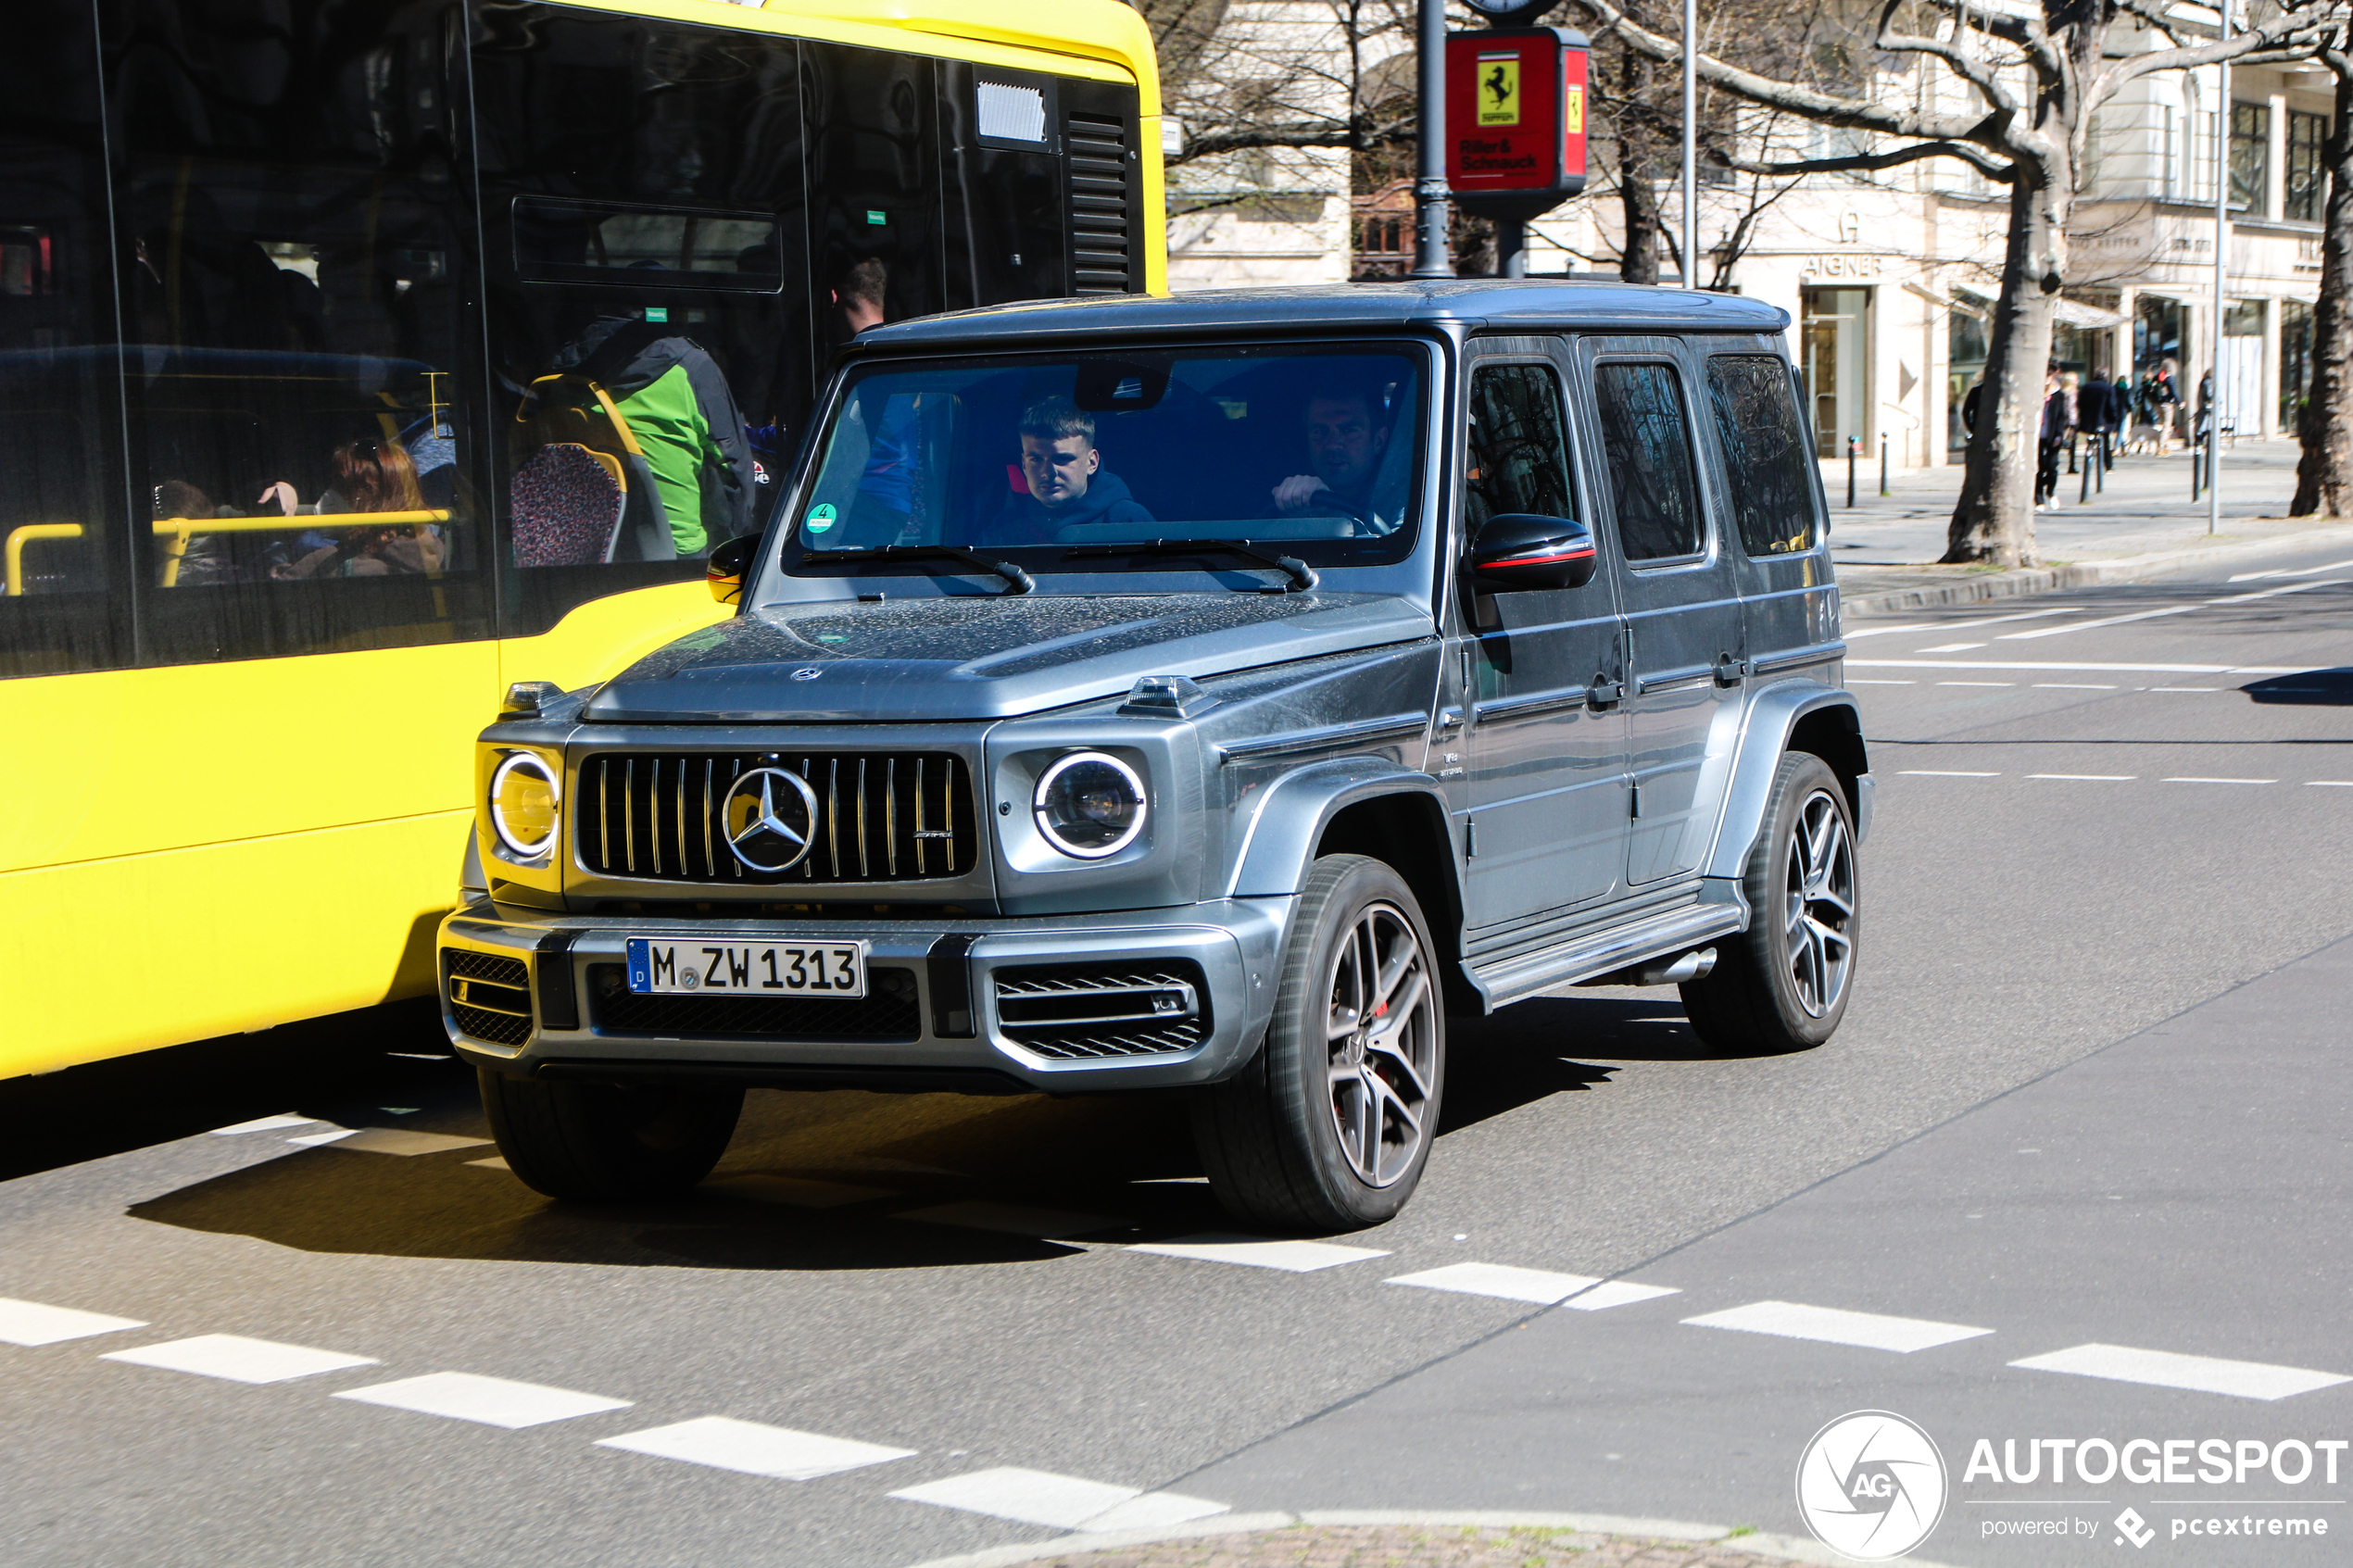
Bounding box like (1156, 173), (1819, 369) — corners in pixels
(587, 963), (922, 1040)
(1066, 111), (1135, 295)
(575, 752), (975, 885)
(993, 962), (1209, 1060)
(445, 949), (532, 1046)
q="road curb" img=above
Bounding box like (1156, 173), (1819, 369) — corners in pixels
(1840, 521), (2353, 617)
(891, 1508), (1971, 1568)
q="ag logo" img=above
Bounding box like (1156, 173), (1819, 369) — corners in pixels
(1795, 1411), (1946, 1561)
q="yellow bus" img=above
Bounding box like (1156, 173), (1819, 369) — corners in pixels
(2, 0), (1163, 1079)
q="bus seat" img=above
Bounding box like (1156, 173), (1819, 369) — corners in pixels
(511, 442), (626, 566)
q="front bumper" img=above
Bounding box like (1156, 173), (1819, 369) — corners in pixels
(435, 897), (1290, 1093)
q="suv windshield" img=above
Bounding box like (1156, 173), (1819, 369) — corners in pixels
(786, 342), (1427, 576)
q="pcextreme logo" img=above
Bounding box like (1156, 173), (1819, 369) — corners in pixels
(1796, 1410), (1949, 1561)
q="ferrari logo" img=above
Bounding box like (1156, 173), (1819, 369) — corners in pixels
(1564, 83), (1584, 134)
(1477, 54), (1520, 126)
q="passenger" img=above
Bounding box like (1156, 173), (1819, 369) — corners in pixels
(988, 396), (1153, 545)
(1271, 382), (1393, 529)
(545, 310), (753, 557)
(272, 440), (444, 578)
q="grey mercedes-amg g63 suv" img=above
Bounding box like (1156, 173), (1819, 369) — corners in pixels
(441, 280), (1869, 1232)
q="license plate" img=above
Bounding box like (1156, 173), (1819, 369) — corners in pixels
(624, 938), (868, 999)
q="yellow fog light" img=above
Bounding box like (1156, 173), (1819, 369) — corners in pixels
(488, 752), (560, 858)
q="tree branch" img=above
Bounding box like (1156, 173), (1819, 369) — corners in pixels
(1717, 136), (2016, 181)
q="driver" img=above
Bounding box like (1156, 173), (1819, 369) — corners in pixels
(1271, 382), (1392, 527)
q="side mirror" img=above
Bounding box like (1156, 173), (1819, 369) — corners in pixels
(706, 534), (756, 604)
(1467, 514), (1597, 592)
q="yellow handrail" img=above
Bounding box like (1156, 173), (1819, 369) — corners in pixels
(5, 523), (83, 596)
(5, 510), (452, 595)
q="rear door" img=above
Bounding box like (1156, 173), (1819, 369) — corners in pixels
(1454, 338), (1629, 929)
(1575, 337), (1746, 887)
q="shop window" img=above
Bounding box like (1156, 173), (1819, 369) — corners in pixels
(2229, 102), (2269, 214)
(2286, 110), (2328, 223)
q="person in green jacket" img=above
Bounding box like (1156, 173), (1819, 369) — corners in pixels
(547, 311), (753, 557)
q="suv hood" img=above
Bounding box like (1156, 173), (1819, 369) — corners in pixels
(582, 592), (1432, 723)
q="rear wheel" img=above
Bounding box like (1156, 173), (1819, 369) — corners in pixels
(478, 1070), (742, 1201)
(1192, 854), (1444, 1232)
(1680, 751), (1858, 1054)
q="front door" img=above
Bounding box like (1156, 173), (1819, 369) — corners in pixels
(1454, 340), (1629, 930)
(1577, 339), (1746, 887)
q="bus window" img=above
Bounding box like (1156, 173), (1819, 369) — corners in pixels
(105, 0), (491, 666)
(0, 6), (131, 678)
(940, 63), (1068, 308)
(473, 6), (805, 638)
(805, 43), (944, 358)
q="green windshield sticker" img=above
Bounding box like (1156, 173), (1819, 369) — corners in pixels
(644, 306), (668, 323)
(804, 503), (838, 534)
(865, 209), (887, 225)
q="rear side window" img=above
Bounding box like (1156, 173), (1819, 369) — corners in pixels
(1705, 356), (1818, 555)
(1466, 362), (1574, 528)
(1592, 362), (1704, 562)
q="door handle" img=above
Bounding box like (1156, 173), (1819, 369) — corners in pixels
(1714, 652), (1748, 687)
(1588, 673), (1622, 710)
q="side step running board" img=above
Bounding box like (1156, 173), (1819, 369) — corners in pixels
(1465, 902), (1746, 1010)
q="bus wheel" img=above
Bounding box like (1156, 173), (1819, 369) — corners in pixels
(477, 1070), (741, 1201)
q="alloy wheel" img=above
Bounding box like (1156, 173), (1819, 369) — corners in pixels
(1782, 789), (1856, 1019)
(1324, 901), (1439, 1186)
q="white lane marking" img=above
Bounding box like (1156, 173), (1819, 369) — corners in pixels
(207, 1114), (319, 1135)
(2011, 1344), (2352, 1401)
(2218, 577), (2353, 603)
(1848, 608), (2080, 636)
(1998, 578), (2350, 641)
(2163, 776), (2276, 784)
(889, 1467), (1228, 1531)
(287, 1128), (355, 1147)
(2228, 556), (2353, 583)
(2150, 686), (2220, 693)
(2028, 773), (2136, 781)
(1854, 660), (2297, 674)
(2032, 683), (2118, 689)
(314, 1128), (492, 1157)
(1841, 622), (1930, 639)
(1128, 1235), (1390, 1272)
(0, 1298), (147, 1347)
(102, 1334), (378, 1385)
(333, 1372), (632, 1428)
(597, 1416), (914, 1480)
(1918, 642), (1988, 652)
(1899, 770), (2000, 777)
(1683, 1299), (1994, 1353)
(899, 1201), (1126, 1238)
(2306, 781), (2353, 787)
(706, 1174), (895, 1209)
(1563, 1280), (1684, 1311)
(466, 1156), (510, 1171)
(1387, 1262), (1599, 1304)
(1936, 681), (2013, 687)
(1846, 679), (1915, 684)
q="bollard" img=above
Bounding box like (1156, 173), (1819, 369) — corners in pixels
(2191, 429), (2203, 502)
(2095, 430), (2107, 492)
(1846, 437), (1857, 508)
(1880, 433), (1889, 496)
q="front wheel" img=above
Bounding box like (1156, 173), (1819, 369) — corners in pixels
(1680, 751), (1859, 1054)
(1192, 855), (1445, 1232)
(478, 1070), (742, 1201)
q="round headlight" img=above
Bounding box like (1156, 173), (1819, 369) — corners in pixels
(1032, 751), (1147, 859)
(488, 752), (560, 858)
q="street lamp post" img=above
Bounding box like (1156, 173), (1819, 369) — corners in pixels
(1682, 0), (1698, 288)
(1412, 0), (1453, 278)
(2209, 9), (2229, 534)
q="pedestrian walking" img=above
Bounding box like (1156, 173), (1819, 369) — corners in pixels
(2077, 367), (2117, 475)
(2034, 364), (2067, 508)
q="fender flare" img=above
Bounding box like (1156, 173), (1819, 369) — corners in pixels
(1702, 683), (1871, 880)
(1224, 757), (1459, 904)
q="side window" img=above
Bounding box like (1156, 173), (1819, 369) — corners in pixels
(1465, 362), (1573, 531)
(1705, 356), (1818, 556)
(1592, 361), (1704, 563)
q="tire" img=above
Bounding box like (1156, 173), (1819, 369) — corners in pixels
(477, 1069), (742, 1201)
(1191, 854), (1445, 1233)
(1680, 750), (1859, 1054)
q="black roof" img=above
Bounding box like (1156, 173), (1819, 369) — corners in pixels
(857, 280), (1791, 352)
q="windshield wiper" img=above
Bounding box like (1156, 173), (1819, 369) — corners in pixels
(1062, 537), (1319, 593)
(801, 545), (1032, 595)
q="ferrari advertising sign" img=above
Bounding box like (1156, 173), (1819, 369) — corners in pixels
(1444, 27), (1590, 218)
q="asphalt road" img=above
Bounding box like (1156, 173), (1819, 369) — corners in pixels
(4, 542), (2350, 1568)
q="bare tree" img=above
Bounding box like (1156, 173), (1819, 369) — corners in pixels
(1574, 0), (2324, 567)
(2293, 25), (2353, 516)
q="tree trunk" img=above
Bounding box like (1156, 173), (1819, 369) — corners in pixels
(1944, 173), (2062, 566)
(2292, 68), (2353, 517)
(1615, 50), (1661, 284)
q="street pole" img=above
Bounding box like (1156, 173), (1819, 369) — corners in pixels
(2210, 11), (2229, 534)
(1682, 0), (1698, 289)
(1412, 0), (1452, 279)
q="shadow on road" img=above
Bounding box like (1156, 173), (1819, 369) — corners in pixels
(2242, 668), (2353, 705)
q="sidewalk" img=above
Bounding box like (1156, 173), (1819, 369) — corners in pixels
(1818, 434), (2353, 614)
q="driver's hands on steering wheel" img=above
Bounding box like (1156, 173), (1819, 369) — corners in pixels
(1271, 473), (1327, 513)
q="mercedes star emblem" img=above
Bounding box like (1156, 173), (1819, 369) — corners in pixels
(721, 767), (821, 872)
(790, 667), (823, 681)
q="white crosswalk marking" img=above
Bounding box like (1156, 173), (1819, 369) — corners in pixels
(1129, 1236), (1390, 1272)
(206, 1114), (319, 1135)
(333, 1372), (631, 1428)
(312, 1128), (493, 1156)
(102, 1334), (377, 1384)
(1387, 1262), (1599, 1304)
(0, 1298), (147, 1347)
(1683, 1300), (1993, 1353)
(2010, 1344), (2352, 1401)
(889, 1466), (1227, 1530)
(597, 1416), (914, 1479)
(1562, 1280), (1683, 1311)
